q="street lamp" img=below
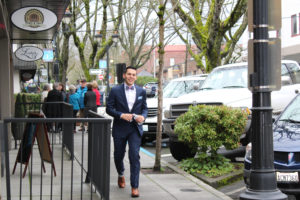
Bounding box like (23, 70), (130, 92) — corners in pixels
(62, 8), (72, 24)
(239, 0), (286, 199)
(95, 31), (119, 94)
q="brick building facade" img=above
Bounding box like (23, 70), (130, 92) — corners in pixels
(134, 45), (204, 80)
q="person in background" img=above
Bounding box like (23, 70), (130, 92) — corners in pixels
(84, 83), (97, 118)
(77, 79), (87, 131)
(45, 83), (63, 131)
(92, 80), (101, 107)
(68, 85), (80, 133)
(41, 84), (51, 102)
(58, 83), (67, 102)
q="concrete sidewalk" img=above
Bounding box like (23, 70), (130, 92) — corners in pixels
(110, 143), (232, 200)
(98, 106), (232, 199)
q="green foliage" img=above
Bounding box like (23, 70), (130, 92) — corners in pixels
(180, 153), (233, 178)
(22, 94), (27, 115)
(19, 93), (42, 115)
(175, 105), (247, 178)
(14, 93), (25, 118)
(136, 76), (157, 87)
(174, 105), (247, 156)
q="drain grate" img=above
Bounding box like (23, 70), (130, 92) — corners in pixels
(180, 188), (202, 192)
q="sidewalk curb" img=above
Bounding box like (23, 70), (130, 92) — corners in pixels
(140, 147), (233, 200)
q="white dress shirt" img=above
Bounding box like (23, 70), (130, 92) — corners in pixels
(124, 84), (136, 112)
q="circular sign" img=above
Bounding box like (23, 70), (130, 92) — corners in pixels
(11, 7), (57, 31)
(15, 46), (44, 61)
(98, 74), (104, 80)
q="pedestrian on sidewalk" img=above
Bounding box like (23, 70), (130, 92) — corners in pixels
(68, 85), (80, 133)
(92, 80), (101, 107)
(77, 79), (87, 131)
(84, 83), (97, 117)
(106, 66), (148, 198)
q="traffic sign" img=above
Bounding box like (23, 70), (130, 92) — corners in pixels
(99, 60), (107, 69)
(89, 68), (104, 75)
(98, 74), (104, 80)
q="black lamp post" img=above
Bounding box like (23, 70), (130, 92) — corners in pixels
(62, 8), (72, 24)
(95, 32), (119, 94)
(240, 0), (286, 199)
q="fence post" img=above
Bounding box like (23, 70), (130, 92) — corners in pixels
(1, 121), (11, 200)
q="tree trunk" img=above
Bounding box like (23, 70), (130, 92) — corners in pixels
(60, 32), (71, 88)
(154, 0), (166, 172)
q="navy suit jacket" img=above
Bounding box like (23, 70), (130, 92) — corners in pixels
(106, 84), (148, 137)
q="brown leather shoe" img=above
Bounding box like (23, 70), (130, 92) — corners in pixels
(131, 188), (139, 198)
(118, 176), (125, 188)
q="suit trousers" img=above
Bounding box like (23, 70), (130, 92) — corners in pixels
(113, 128), (141, 188)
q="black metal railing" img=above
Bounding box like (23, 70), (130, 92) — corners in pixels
(1, 102), (112, 200)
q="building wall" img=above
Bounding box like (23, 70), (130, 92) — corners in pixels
(13, 70), (21, 93)
(137, 45), (202, 81)
(282, 0), (300, 48)
(281, 1), (300, 62)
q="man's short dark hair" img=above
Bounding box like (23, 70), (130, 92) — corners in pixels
(125, 66), (136, 73)
(81, 79), (87, 83)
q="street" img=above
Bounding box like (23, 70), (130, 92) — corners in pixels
(142, 142), (298, 200)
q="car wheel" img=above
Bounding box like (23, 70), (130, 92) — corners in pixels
(169, 140), (196, 161)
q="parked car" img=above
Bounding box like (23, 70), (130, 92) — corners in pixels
(143, 82), (158, 97)
(142, 74), (207, 144)
(163, 60), (300, 161)
(244, 94), (300, 199)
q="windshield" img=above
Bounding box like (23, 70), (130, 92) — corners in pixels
(279, 95), (300, 122)
(163, 79), (205, 98)
(201, 66), (247, 90)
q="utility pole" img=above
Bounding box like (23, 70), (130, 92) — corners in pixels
(240, 0), (286, 199)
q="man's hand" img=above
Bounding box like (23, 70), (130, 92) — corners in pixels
(121, 113), (133, 122)
(134, 115), (145, 123)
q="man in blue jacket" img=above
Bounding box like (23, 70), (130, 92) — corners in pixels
(77, 79), (87, 131)
(106, 66), (148, 198)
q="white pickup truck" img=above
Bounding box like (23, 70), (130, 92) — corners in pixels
(142, 74), (207, 144)
(163, 60), (300, 161)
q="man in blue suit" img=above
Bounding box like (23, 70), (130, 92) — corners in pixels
(106, 66), (148, 198)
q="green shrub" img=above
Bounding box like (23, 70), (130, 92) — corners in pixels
(136, 76), (157, 87)
(180, 153), (233, 178)
(21, 93), (42, 115)
(174, 105), (248, 176)
(14, 93), (25, 118)
(12, 93), (26, 140)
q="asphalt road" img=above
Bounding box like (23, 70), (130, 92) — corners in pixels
(142, 142), (298, 200)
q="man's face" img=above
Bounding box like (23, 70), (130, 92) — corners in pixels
(81, 82), (87, 87)
(123, 69), (137, 86)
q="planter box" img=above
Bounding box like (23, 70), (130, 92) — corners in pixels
(11, 122), (25, 140)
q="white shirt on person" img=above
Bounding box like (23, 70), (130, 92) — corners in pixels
(124, 84), (136, 112)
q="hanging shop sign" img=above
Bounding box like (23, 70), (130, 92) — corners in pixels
(15, 46), (44, 62)
(42, 49), (54, 62)
(11, 7), (57, 31)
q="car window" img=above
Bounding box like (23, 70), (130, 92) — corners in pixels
(201, 66), (247, 90)
(281, 64), (292, 85)
(163, 79), (204, 98)
(286, 63), (300, 84)
(279, 95), (300, 122)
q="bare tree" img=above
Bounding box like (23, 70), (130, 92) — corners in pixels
(117, 0), (158, 69)
(170, 0), (247, 72)
(71, 0), (126, 81)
